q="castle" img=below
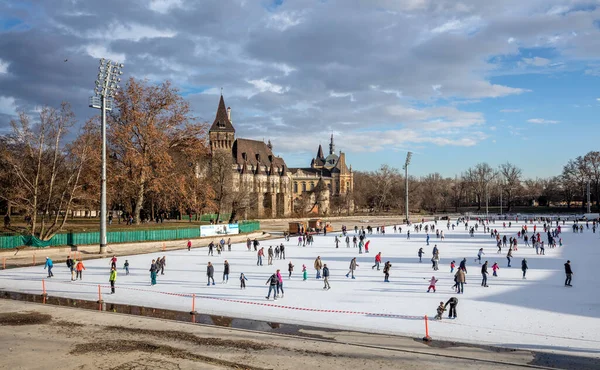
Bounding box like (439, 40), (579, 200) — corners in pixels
(208, 95), (354, 218)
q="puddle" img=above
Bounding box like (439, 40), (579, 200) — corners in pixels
(0, 289), (329, 339)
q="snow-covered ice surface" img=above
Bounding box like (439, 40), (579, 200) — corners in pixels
(1, 220), (599, 358)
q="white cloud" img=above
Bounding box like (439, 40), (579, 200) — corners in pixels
(247, 79), (289, 94)
(0, 96), (17, 116)
(527, 118), (559, 124)
(500, 108), (522, 113)
(507, 37), (516, 44)
(0, 59), (8, 74)
(521, 57), (551, 67)
(149, 0), (183, 14)
(267, 11), (305, 31)
(596, 98), (600, 102)
(431, 16), (482, 34)
(84, 45), (126, 62)
(330, 91), (356, 102)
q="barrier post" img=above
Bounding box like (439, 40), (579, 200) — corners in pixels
(97, 284), (103, 311)
(162, 242), (166, 251)
(423, 315), (431, 341)
(2, 257), (5, 269)
(190, 293), (197, 323)
(42, 279), (47, 304)
(32, 254), (36, 266)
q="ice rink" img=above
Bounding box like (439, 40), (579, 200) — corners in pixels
(1, 219), (599, 357)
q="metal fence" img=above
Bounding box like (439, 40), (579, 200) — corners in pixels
(0, 221), (260, 249)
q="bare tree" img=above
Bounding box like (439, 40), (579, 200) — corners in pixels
(499, 162), (522, 212)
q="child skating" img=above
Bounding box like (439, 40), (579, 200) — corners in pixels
(240, 273), (248, 289)
(435, 301), (446, 320)
(427, 276), (438, 292)
(492, 262), (499, 277)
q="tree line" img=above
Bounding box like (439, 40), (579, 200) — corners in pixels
(0, 78), (215, 239)
(351, 155), (600, 215)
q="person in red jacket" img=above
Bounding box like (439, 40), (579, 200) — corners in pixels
(372, 252), (382, 270)
(187, 240), (192, 251)
(365, 240), (370, 253)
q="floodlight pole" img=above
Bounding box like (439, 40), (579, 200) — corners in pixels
(404, 152), (412, 224)
(90, 58), (124, 254)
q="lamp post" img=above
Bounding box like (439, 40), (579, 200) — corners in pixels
(89, 58), (124, 254)
(499, 185), (503, 216)
(403, 152), (413, 224)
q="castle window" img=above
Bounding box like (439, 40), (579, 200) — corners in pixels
(310, 182), (315, 190)
(302, 183), (306, 192)
(294, 182), (298, 193)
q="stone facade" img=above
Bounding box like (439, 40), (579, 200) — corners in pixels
(208, 95), (353, 217)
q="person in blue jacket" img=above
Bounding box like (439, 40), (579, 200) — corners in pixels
(44, 257), (54, 278)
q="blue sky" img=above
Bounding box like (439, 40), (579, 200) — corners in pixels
(0, 0), (599, 178)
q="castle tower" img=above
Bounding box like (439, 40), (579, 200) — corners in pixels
(329, 134), (335, 155)
(209, 95), (235, 154)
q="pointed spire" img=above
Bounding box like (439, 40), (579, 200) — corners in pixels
(269, 161), (277, 176)
(316, 144), (324, 159)
(209, 95), (235, 133)
(280, 164), (287, 176)
(329, 133), (335, 155)
(267, 139), (273, 151)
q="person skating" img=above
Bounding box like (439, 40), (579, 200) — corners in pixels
(314, 256), (323, 279)
(364, 240), (370, 253)
(372, 252), (382, 270)
(208, 242), (214, 256)
(418, 247), (424, 263)
(454, 269), (465, 294)
(110, 255), (117, 270)
(149, 259), (158, 285)
(240, 273), (248, 289)
(280, 243), (285, 259)
(187, 240), (192, 251)
(265, 272), (278, 300)
(564, 260), (573, 286)
(124, 260), (130, 275)
(268, 246), (274, 265)
(506, 248), (513, 267)
(323, 264), (331, 290)
(346, 257), (358, 279)
(481, 261), (489, 287)
(476, 248), (484, 265)
(450, 260), (455, 273)
(109, 266), (117, 294)
(223, 260), (230, 283)
(206, 262), (215, 286)
(257, 247), (264, 266)
(435, 301), (446, 320)
(76, 259), (85, 280)
(302, 264), (307, 281)
(288, 261), (294, 278)
(521, 258), (528, 279)
(276, 269), (284, 298)
(66, 256), (75, 281)
(383, 261), (392, 282)
(160, 256), (166, 275)
(427, 276), (438, 292)
(44, 257), (54, 278)
(227, 238), (232, 252)
(444, 297), (458, 319)
(492, 262), (499, 277)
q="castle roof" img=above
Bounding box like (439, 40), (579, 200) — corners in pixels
(232, 138), (287, 170)
(209, 95), (235, 133)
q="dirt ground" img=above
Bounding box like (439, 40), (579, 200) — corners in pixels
(0, 298), (548, 370)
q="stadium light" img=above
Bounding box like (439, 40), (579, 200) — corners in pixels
(89, 59), (124, 254)
(403, 152), (413, 224)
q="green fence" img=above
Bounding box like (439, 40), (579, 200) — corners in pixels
(239, 221), (260, 234)
(0, 221), (259, 249)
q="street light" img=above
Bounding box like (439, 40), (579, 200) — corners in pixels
(89, 58), (124, 254)
(402, 152), (412, 224)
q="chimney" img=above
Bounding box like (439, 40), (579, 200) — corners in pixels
(227, 107), (231, 122)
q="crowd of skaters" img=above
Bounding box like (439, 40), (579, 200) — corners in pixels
(40, 216), (583, 317)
